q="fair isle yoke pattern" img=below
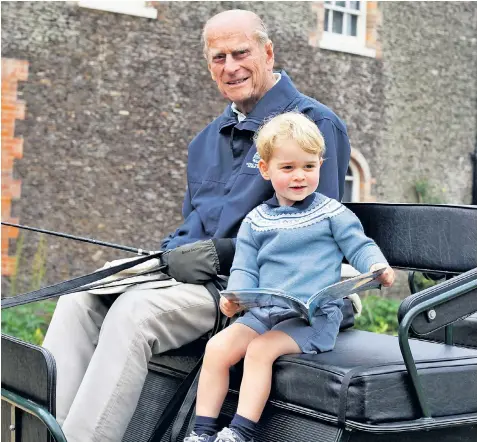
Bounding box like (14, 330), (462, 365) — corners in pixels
(244, 195), (346, 232)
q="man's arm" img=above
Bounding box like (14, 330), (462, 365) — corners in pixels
(161, 166), (237, 281)
(161, 232), (237, 284)
(314, 118), (351, 201)
(160, 185), (193, 250)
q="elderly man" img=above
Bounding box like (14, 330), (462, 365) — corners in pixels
(43, 9), (351, 442)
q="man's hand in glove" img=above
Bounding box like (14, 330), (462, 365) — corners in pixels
(161, 238), (235, 284)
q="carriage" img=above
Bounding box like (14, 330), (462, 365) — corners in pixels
(2, 201), (477, 442)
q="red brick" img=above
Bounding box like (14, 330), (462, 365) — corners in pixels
(2, 138), (23, 157)
(1, 197), (12, 218)
(1, 79), (17, 94)
(1, 126), (14, 138)
(2, 154), (14, 170)
(1, 103), (16, 112)
(1, 257), (16, 276)
(2, 59), (28, 82)
(11, 138), (23, 158)
(1, 108), (16, 118)
(1, 116), (15, 126)
(1, 57), (28, 276)
(15, 101), (26, 120)
(9, 180), (21, 198)
(2, 176), (21, 199)
(2, 224), (20, 239)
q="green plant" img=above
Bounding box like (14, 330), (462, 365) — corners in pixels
(355, 294), (400, 335)
(414, 179), (445, 204)
(9, 231), (25, 297)
(2, 235), (52, 344)
(410, 271), (443, 292)
(30, 235), (48, 292)
(1, 300), (57, 345)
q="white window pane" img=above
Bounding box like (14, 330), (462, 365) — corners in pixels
(325, 9), (330, 32)
(336, 1), (346, 7)
(332, 11), (344, 34)
(346, 14), (358, 36)
(349, 1), (360, 10)
(343, 180), (353, 202)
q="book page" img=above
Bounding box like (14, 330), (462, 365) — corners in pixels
(220, 288), (308, 317)
(221, 268), (385, 323)
(306, 268), (384, 319)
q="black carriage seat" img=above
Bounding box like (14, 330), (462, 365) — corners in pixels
(149, 203), (477, 427)
(151, 326), (477, 425)
(233, 328), (477, 424)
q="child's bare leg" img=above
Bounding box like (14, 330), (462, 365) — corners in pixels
(236, 330), (300, 422)
(196, 323), (259, 418)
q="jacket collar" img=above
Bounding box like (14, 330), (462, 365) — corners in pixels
(264, 192), (317, 210)
(218, 70), (300, 133)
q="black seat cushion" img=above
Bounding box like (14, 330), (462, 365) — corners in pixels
(150, 330), (477, 424)
(228, 329), (477, 424)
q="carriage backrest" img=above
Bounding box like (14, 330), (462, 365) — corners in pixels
(344, 203), (477, 337)
(344, 203), (477, 274)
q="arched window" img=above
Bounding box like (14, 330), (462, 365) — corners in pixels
(343, 161), (361, 202)
(342, 148), (374, 202)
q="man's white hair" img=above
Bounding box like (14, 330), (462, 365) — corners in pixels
(201, 10), (270, 59)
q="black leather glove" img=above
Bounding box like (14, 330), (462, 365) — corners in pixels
(161, 239), (235, 284)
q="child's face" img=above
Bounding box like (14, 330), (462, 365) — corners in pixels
(258, 139), (323, 206)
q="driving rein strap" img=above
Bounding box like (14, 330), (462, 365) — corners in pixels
(0, 222), (225, 441)
(1, 251), (165, 309)
(1, 248), (225, 442)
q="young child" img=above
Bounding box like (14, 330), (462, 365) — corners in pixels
(184, 112), (395, 442)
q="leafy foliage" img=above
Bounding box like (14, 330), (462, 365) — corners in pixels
(414, 178), (446, 204)
(2, 233), (53, 345)
(30, 235), (48, 292)
(355, 294), (400, 335)
(1, 300), (57, 345)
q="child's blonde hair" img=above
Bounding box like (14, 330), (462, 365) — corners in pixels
(254, 111), (326, 163)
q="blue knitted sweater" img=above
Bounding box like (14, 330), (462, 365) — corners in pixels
(227, 192), (387, 310)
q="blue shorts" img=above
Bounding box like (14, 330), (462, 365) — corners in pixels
(235, 304), (343, 354)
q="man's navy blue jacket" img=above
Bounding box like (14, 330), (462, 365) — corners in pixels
(162, 71), (350, 255)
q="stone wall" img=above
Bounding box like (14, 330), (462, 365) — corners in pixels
(1, 1), (476, 293)
(378, 2), (477, 203)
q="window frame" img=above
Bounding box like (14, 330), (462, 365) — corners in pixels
(345, 160), (361, 202)
(320, 1), (376, 58)
(78, 1), (158, 19)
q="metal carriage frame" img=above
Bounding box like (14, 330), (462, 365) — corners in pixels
(2, 202), (477, 442)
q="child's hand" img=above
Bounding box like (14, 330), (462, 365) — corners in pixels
(370, 263), (395, 287)
(219, 297), (242, 317)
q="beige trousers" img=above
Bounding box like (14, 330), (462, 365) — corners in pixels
(43, 281), (216, 442)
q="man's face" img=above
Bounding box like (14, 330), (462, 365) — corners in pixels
(206, 28), (275, 112)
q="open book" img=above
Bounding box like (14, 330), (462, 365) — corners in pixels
(220, 268), (385, 324)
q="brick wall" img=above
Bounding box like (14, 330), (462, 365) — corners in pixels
(365, 1), (382, 59)
(1, 58), (28, 276)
